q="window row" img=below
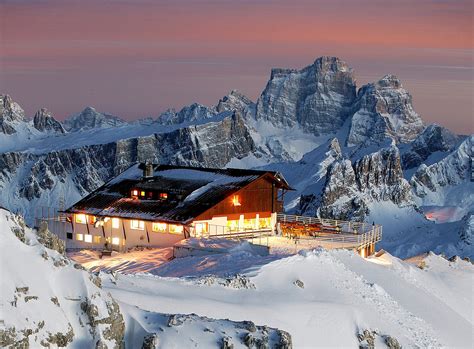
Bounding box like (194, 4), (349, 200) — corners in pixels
(74, 215), (183, 234)
(70, 233), (121, 246)
(131, 189), (168, 200)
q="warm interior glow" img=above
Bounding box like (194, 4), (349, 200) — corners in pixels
(84, 234), (92, 243)
(160, 193), (168, 199)
(75, 214), (87, 224)
(141, 191), (146, 197)
(132, 189), (138, 197)
(76, 233), (83, 241)
(169, 224), (184, 234)
(112, 218), (120, 229)
(93, 236), (102, 244)
(232, 195), (241, 206)
(131, 220), (145, 230)
(152, 222), (167, 233)
(112, 237), (120, 245)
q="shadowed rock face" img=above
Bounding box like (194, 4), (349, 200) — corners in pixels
(402, 124), (461, 169)
(256, 56), (357, 135)
(0, 94), (25, 134)
(33, 108), (66, 134)
(347, 75), (424, 147)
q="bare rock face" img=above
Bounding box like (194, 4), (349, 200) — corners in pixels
(347, 75), (424, 147)
(33, 108), (66, 133)
(63, 106), (126, 132)
(319, 146), (413, 220)
(0, 94), (25, 134)
(256, 56), (357, 135)
(402, 124), (461, 169)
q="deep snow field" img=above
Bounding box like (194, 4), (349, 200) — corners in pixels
(2, 208), (473, 348)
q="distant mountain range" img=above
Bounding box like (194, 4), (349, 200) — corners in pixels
(1, 56), (472, 259)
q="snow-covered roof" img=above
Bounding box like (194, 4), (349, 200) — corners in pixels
(65, 163), (291, 223)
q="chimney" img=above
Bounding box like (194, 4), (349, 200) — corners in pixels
(143, 161), (154, 178)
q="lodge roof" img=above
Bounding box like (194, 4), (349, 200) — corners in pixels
(65, 163), (292, 224)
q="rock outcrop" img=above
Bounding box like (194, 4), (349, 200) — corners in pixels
(256, 56), (357, 135)
(33, 108), (66, 133)
(318, 146), (413, 220)
(215, 90), (254, 116)
(63, 106), (126, 132)
(402, 124), (461, 169)
(0, 94), (25, 134)
(410, 136), (472, 206)
(347, 75), (424, 147)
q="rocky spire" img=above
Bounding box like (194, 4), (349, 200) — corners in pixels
(33, 108), (66, 133)
(0, 94), (25, 134)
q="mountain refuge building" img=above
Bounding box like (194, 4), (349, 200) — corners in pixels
(64, 163), (292, 250)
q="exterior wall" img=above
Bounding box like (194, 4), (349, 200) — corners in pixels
(66, 214), (184, 250)
(195, 177), (283, 221)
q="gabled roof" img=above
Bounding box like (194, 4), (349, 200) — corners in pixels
(65, 163), (292, 224)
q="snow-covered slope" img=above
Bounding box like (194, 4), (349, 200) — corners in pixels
(102, 245), (473, 348)
(0, 208), (292, 348)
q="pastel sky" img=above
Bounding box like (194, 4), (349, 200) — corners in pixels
(1, 0), (472, 133)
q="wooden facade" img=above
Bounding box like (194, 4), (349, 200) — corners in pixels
(195, 176), (285, 221)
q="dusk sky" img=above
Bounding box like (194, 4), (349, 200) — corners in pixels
(1, 0), (472, 133)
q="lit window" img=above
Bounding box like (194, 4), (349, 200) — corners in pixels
(112, 237), (120, 245)
(84, 234), (93, 243)
(93, 236), (102, 244)
(152, 222), (167, 233)
(76, 233), (83, 241)
(169, 224), (183, 234)
(88, 216), (97, 225)
(131, 220), (145, 230)
(141, 191), (146, 197)
(75, 214), (87, 224)
(131, 189), (138, 197)
(160, 193), (168, 200)
(232, 195), (241, 206)
(194, 223), (207, 234)
(111, 218), (120, 229)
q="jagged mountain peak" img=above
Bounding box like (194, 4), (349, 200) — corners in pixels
(157, 102), (217, 125)
(215, 89), (254, 115)
(375, 74), (403, 89)
(0, 94), (26, 134)
(33, 108), (66, 134)
(64, 106), (126, 132)
(256, 56), (357, 135)
(347, 75), (424, 147)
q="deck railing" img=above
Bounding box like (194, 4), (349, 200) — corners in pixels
(276, 213), (382, 251)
